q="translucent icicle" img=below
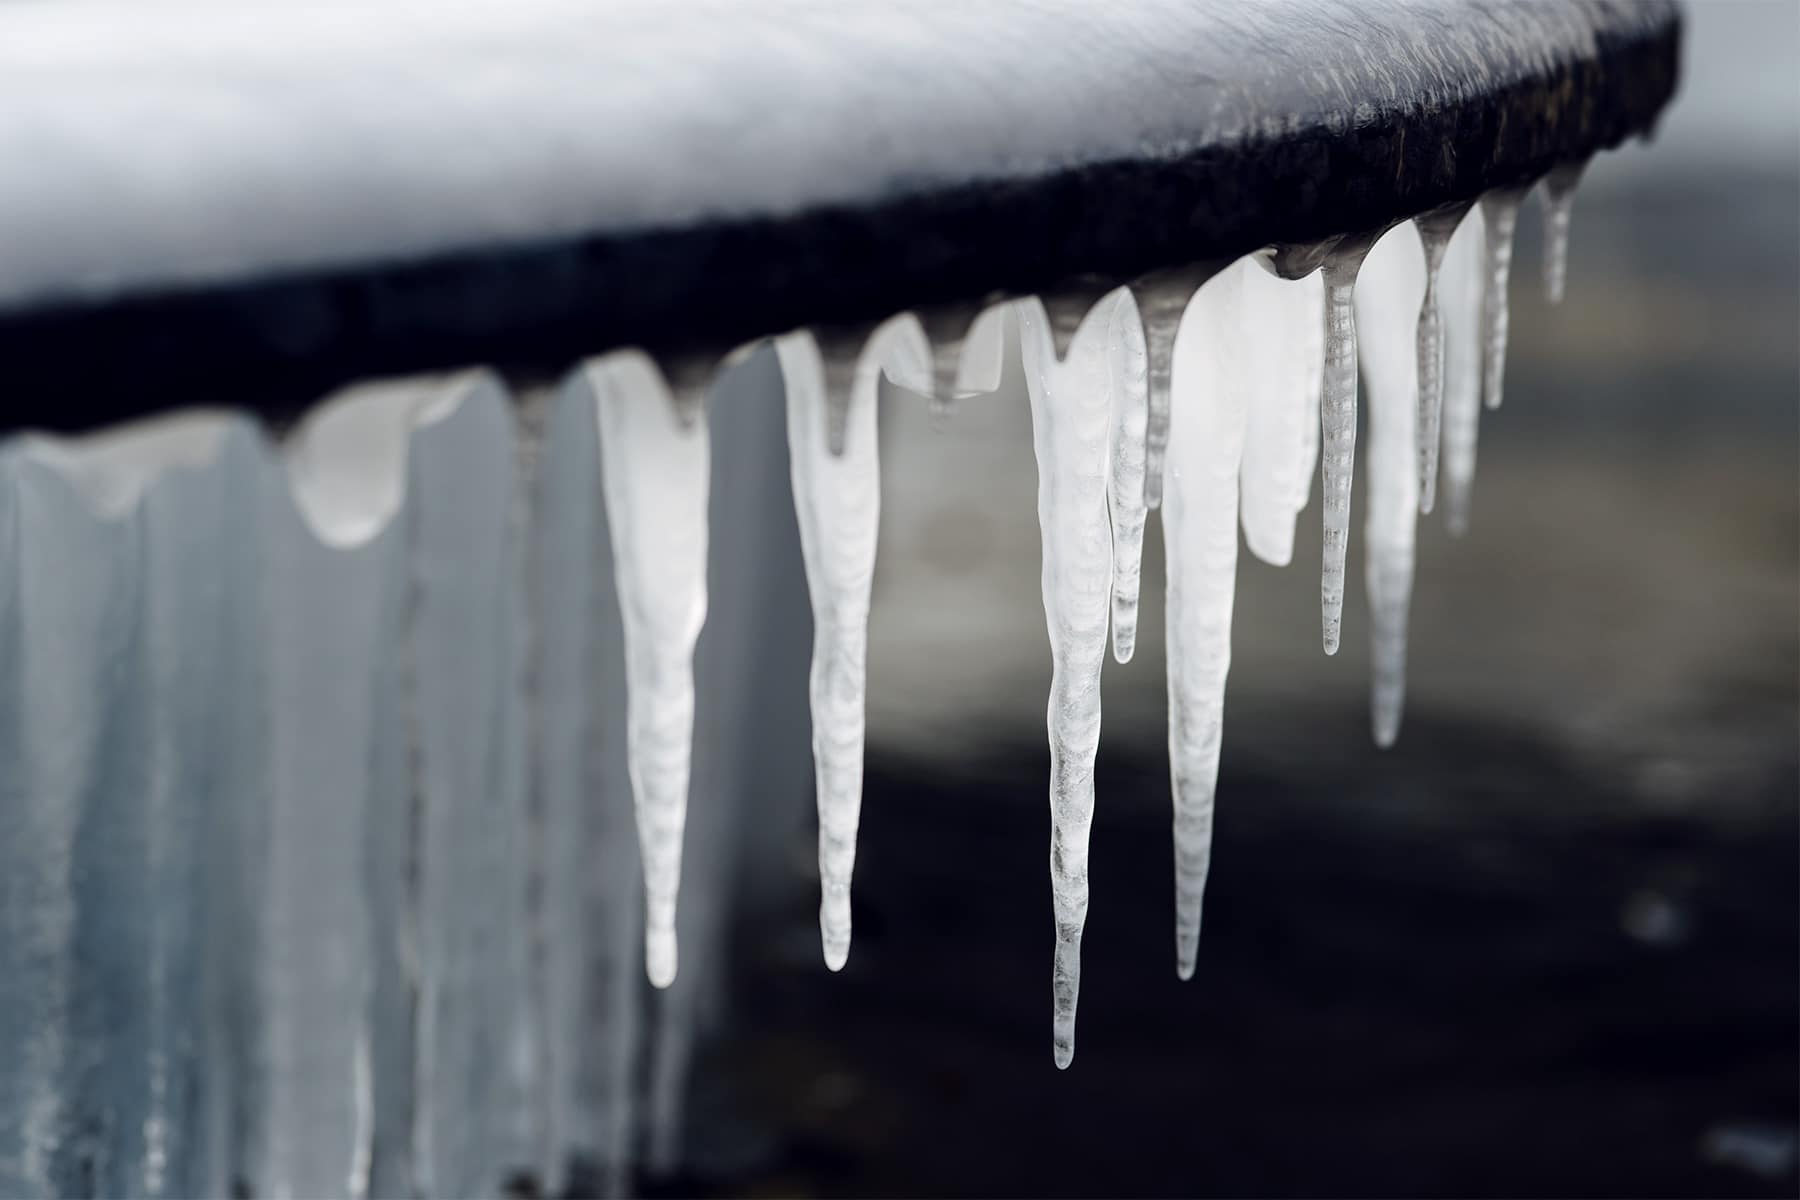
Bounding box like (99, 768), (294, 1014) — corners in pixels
(1105, 290), (1149, 663)
(917, 301), (1008, 425)
(1439, 206), (1487, 535)
(590, 351), (710, 990)
(1238, 260), (1325, 567)
(1540, 161), (1585, 305)
(1162, 260), (1250, 981)
(776, 315), (929, 971)
(1412, 203), (1471, 514)
(1479, 185), (1529, 412)
(1318, 234), (1375, 656)
(1355, 226), (1427, 747)
(1017, 295), (1119, 1068)
(1135, 266), (1211, 509)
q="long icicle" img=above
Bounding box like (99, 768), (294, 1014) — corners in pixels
(590, 351), (710, 989)
(1356, 227), (1427, 747)
(1106, 291), (1149, 664)
(1540, 161), (1586, 305)
(776, 316), (930, 971)
(1163, 260), (1249, 981)
(1018, 293), (1121, 1068)
(1478, 185), (1529, 412)
(1439, 205), (1487, 535)
(1413, 203), (1471, 514)
(1318, 233), (1376, 656)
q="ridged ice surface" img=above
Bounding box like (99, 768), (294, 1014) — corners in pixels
(1018, 291), (1138, 1067)
(1161, 260), (1250, 981)
(1238, 262), (1324, 567)
(1479, 185), (1529, 412)
(777, 315), (931, 971)
(1412, 204), (1470, 515)
(1318, 236), (1373, 656)
(1355, 226), (1428, 748)
(1105, 292), (1150, 664)
(1540, 162), (1585, 305)
(1439, 204), (1488, 535)
(590, 352), (711, 991)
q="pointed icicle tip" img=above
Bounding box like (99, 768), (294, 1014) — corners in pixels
(1540, 160), (1586, 306)
(1316, 233), (1377, 656)
(1477, 186), (1528, 413)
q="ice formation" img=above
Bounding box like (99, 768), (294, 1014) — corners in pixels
(1161, 262), (1250, 981)
(1540, 161), (1586, 305)
(1017, 289), (1137, 1067)
(1356, 226), (1429, 747)
(1317, 233), (1377, 655)
(1439, 204), (1489, 535)
(590, 353), (711, 990)
(777, 316), (931, 971)
(1478, 185), (1530, 412)
(0, 154), (1600, 1193)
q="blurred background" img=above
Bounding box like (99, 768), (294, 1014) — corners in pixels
(678, 4), (1799, 1196)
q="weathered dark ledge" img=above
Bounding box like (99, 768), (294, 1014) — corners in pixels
(0, 1), (1679, 434)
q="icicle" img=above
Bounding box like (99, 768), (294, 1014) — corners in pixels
(1238, 258), (1324, 567)
(1355, 226), (1427, 747)
(590, 351), (710, 990)
(1134, 265), (1212, 509)
(1105, 290), (1149, 664)
(1540, 160), (1586, 305)
(776, 315), (928, 971)
(1017, 291), (1124, 1068)
(1412, 202), (1472, 514)
(1162, 260), (1250, 981)
(917, 300), (1008, 424)
(1317, 233), (1376, 656)
(1439, 205), (1487, 535)
(1478, 185), (1529, 412)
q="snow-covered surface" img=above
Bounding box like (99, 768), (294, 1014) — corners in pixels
(0, 0), (1660, 311)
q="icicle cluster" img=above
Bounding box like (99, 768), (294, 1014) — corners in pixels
(0, 165), (1592, 1200)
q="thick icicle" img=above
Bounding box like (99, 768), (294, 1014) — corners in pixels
(1540, 161), (1585, 305)
(1439, 205), (1487, 535)
(1355, 226), (1427, 748)
(1478, 185), (1529, 412)
(1413, 203), (1472, 514)
(776, 315), (929, 971)
(1105, 290), (1149, 664)
(1017, 294), (1119, 1068)
(1238, 260), (1324, 567)
(590, 352), (710, 990)
(1162, 260), (1250, 981)
(1318, 233), (1376, 656)
(1135, 266), (1211, 509)
(916, 301), (1008, 425)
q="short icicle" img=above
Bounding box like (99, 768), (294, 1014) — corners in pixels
(1238, 258), (1324, 567)
(1017, 291), (1125, 1068)
(1412, 203), (1472, 514)
(1135, 266), (1211, 510)
(776, 316), (930, 971)
(1318, 233), (1376, 656)
(1439, 205), (1487, 535)
(1478, 185), (1529, 411)
(1105, 290), (1149, 664)
(1355, 225), (1427, 747)
(1540, 161), (1586, 305)
(1163, 259), (1251, 981)
(590, 351), (710, 989)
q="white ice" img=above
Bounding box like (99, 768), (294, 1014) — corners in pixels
(590, 351), (711, 990)
(1540, 161), (1585, 305)
(1354, 225), (1427, 748)
(1104, 291), (1149, 664)
(1478, 185), (1529, 412)
(1318, 236), (1374, 656)
(1238, 261), (1324, 567)
(777, 314), (931, 971)
(1161, 259), (1252, 981)
(1439, 204), (1487, 535)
